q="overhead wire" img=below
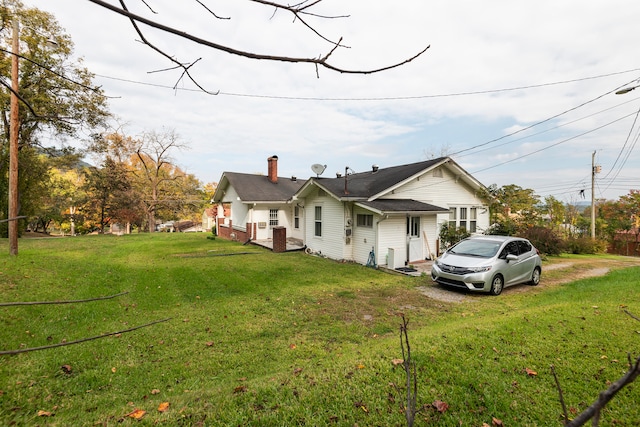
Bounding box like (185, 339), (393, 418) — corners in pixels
(93, 68), (640, 101)
(90, 67), (640, 199)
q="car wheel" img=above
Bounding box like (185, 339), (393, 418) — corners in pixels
(529, 267), (541, 286)
(489, 275), (504, 296)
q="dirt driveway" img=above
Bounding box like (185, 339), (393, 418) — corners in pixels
(418, 256), (640, 303)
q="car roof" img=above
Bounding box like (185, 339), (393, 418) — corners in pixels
(467, 235), (523, 243)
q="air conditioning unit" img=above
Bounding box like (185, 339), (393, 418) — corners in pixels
(258, 222), (267, 229)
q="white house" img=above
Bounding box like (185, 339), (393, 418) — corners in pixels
(293, 157), (490, 267)
(212, 156), (489, 268)
(212, 156), (306, 243)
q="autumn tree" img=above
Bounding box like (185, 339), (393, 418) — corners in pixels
(482, 184), (540, 235)
(0, 2), (109, 235)
(126, 128), (200, 232)
(599, 190), (640, 255)
(28, 164), (83, 233)
(82, 157), (132, 233)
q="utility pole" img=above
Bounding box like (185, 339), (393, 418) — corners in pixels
(590, 151), (600, 240)
(8, 19), (20, 255)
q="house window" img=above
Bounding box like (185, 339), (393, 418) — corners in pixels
(294, 206), (300, 229)
(269, 209), (279, 227)
(314, 206), (322, 237)
(470, 207), (477, 233)
(407, 216), (420, 237)
(459, 207), (467, 231)
(357, 214), (373, 228)
(449, 207), (477, 232)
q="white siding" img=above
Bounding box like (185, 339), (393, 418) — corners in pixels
(304, 189), (350, 261)
(377, 216), (407, 267)
(297, 163), (489, 266)
(221, 187), (249, 230)
(352, 207), (378, 264)
(389, 167), (485, 206)
(289, 204), (304, 241)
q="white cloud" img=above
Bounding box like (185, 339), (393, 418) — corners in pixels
(23, 0), (640, 200)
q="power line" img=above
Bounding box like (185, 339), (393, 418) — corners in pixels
(455, 96), (640, 159)
(93, 68), (640, 101)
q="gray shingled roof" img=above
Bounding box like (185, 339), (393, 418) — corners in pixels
(223, 172), (306, 202)
(357, 199), (449, 214)
(315, 158), (445, 198)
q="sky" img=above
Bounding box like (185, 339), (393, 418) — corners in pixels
(25, 0), (640, 203)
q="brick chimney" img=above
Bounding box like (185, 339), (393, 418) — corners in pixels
(268, 155), (278, 183)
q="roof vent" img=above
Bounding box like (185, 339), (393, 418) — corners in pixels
(291, 176), (297, 182)
(372, 164), (379, 173)
(336, 172), (342, 178)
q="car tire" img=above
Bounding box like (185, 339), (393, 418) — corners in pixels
(489, 275), (504, 296)
(529, 267), (541, 286)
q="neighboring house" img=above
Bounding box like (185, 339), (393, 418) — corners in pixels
(293, 157), (490, 267)
(212, 156), (306, 242)
(202, 207), (216, 232)
(174, 220), (201, 232)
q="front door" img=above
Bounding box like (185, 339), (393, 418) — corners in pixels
(407, 216), (423, 263)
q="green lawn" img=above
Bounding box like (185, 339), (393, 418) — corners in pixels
(1, 233), (639, 426)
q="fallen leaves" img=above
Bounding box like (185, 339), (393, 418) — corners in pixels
(126, 408), (146, 419)
(157, 402), (170, 412)
(233, 385), (248, 394)
(433, 400), (449, 413)
(525, 368), (538, 377)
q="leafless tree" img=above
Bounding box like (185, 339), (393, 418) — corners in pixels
(87, 0), (430, 92)
(130, 128), (187, 232)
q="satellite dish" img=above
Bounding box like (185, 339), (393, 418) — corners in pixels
(311, 163), (327, 177)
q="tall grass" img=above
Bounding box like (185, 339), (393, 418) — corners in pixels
(1, 234), (639, 426)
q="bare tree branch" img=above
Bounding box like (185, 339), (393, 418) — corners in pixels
(114, 0), (217, 94)
(564, 354), (640, 427)
(0, 291), (128, 307)
(623, 309), (640, 322)
(195, 0), (230, 20)
(86, 0), (429, 87)
(252, 0), (350, 47)
(551, 365), (570, 425)
(0, 317), (172, 355)
(400, 314), (418, 427)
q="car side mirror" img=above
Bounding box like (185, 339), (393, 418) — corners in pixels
(506, 254), (518, 262)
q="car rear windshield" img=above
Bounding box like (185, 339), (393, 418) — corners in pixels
(449, 239), (503, 258)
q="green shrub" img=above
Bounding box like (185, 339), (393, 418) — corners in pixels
(565, 236), (606, 254)
(438, 222), (470, 250)
(484, 220), (518, 236)
(520, 226), (564, 255)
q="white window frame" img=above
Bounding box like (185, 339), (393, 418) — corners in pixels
(269, 209), (279, 227)
(314, 206), (322, 237)
(357, 214), (373, 228)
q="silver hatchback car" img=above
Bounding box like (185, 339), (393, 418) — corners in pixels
(431, 235), (542, 295)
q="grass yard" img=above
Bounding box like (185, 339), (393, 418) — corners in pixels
(1, 233), (640, 426)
